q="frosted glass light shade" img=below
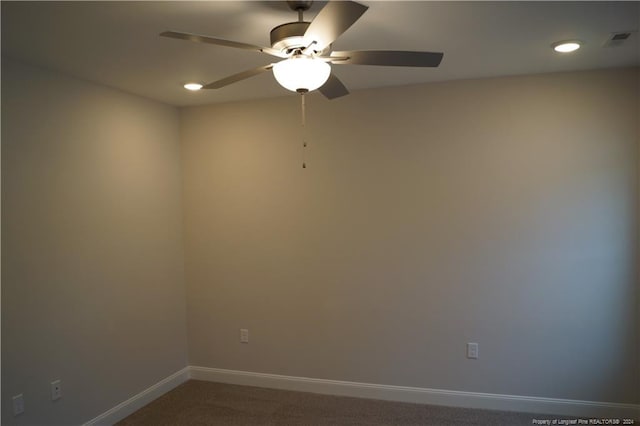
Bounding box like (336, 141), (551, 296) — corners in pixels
(273, 57), (331, 93)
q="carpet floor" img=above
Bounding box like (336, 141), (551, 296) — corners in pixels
(116, 380), (574, 425)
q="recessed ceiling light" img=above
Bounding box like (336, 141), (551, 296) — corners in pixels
(184, 83), (203, 91)
(552, 40), (582, 53)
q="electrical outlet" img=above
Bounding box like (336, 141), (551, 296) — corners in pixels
(240, 328), (249, 343)
(12, 394), (24, 416)
(51, 380), (62, 401)
(467, 342), (479, 359)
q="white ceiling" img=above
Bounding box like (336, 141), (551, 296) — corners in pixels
(2, 1), (638, 107)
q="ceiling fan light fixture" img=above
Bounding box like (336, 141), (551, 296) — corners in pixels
(161, 0), (443, 100)
(552, 40), (581, 53)
(273, 56), (331, 93)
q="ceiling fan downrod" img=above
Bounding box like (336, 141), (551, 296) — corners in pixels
(287, 0), (313, 22)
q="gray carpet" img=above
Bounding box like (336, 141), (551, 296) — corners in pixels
(117, 380), (572, 425)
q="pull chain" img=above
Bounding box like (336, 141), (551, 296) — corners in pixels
(301, 93), (307, 169)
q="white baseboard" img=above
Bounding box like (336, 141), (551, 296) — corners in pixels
(81, 365), (639, 424)
(190, 366), (640, 419)
(83, 366), (190, 426)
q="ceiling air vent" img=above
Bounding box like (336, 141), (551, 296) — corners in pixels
(611, 33), (630, 41)
(603, 31), (636, 47)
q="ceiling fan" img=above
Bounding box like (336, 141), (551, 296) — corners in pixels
(161, 0), (444, 99)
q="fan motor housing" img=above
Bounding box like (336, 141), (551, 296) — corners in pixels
(270, 21), (323, 54)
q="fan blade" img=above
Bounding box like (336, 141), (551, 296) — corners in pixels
(319, 73), (349, 99)
(160, 31), (286, 58)
(203, 64), (274, 89)
(331, 50), (444, 67)
(304, 1), (369, 51)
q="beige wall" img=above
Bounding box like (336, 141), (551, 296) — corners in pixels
(1, 59), (188, 424)
(2, 61), (638, 425)
(637, 68), (640, 406)
(181, 68), (639, 404)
